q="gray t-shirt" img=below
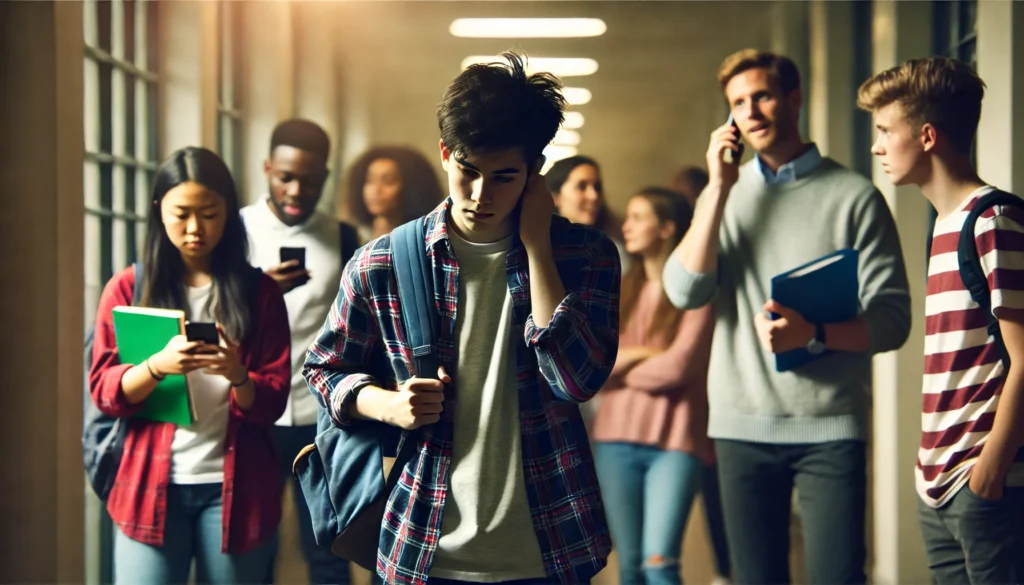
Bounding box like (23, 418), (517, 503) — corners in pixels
(663, 158), (911, 444)
(429, 230), (546, 581)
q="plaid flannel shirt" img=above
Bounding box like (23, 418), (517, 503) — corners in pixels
(304, 199), (620, 584)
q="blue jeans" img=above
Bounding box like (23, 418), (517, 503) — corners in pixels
(267, 424), (352, 585)
(594, 442), (703, 585)
(113, 483), (274, 584)
(426, 578), (572, 585)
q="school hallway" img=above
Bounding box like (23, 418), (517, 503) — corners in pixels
(4, 1), (1024, 584)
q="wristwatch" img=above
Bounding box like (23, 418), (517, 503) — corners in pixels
(806, 323), (826, 355)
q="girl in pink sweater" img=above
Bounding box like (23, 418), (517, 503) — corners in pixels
(592, 187), (715, 585)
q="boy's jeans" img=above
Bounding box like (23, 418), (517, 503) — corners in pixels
(918, 483), (1024, 585)
(114, 483), (274, 584)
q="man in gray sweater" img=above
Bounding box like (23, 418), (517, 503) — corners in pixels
(663, 49), (911, 585)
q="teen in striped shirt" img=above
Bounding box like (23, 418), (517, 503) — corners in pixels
(860, 57), (1024, 585)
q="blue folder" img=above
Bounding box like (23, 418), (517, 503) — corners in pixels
(769, 248), (860, 372)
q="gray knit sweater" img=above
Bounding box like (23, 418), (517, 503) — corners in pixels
(663, 158), (911, 443)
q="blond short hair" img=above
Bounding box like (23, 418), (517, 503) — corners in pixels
(857, 57), (986, 154)
(717, 49), (801, 95)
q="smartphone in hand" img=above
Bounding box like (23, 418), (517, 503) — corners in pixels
(723, 113), (745, 165)
(185, 321), (220, 345)
(279, 246), (309, 287)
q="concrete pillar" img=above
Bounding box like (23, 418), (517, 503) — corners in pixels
(772, 0), (811, 139)
(0, 1), (85, 582)
(976, 0), (1024, 195)
(158, 1), (219, 157)
(869, 2), (933, 583)
(808, 0), (855, 167)
(240, 1), (295, 203)
(294, 1), (342, 216)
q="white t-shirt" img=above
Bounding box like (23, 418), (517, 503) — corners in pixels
(240, 196), (343, 427)
(429, 230), (546, 582)
(170, 283), (231, 484)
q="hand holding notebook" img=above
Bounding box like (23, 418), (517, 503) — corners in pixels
(760, 249), (860, 372)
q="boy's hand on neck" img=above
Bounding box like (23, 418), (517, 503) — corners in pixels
(518, 171), (554, 253)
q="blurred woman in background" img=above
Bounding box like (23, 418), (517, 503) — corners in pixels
(344, 145), (445, 242)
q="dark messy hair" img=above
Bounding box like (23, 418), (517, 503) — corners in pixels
(345, 145), (446, 226)
(143, 147), (254, 342)
(437, 50), (566, 164)
(270, 118), (331, 161)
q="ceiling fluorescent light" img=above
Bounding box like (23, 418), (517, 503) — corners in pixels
(450, 18), (607, 38)
(461, 56), (598, 77)
(543, 144), (579, 163)
(562, 112), (585, 130)
(553, 129), (581, 146)
(561, 87), (591, 106)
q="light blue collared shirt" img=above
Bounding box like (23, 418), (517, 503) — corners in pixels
(755, 143), (823, 184)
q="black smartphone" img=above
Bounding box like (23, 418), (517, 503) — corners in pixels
(185, 321), (219, 345)
(280, 246), (309, 287)
(724, 113), (745, 165)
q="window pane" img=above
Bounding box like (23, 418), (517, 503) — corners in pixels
(112, 68), (126, 156)
(146, 0), (158, 77)
(111, 0), (124, 59)
(84, 59), (101, 153)
(99, 61), (113, 154)
(84, 0), (99, 48)
(84, 211), (102, 316)
(147, 81), (158, 162)
(125, 72), (136, 159)
(124, 0), (136, 64)
(960, 0), (977, 37)
(97, 0), (112, 53)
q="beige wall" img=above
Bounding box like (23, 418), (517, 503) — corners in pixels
(0, 1), (85, 583)
(330, 1), (776, 221)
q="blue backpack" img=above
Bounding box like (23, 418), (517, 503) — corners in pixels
(957, 189), (1024, 368)
(293, 216), (438, 571)
(82, 262), (144, 502)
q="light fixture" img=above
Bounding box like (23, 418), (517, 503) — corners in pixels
(553, 129), (581, 146)
(561, 87), (591, 106)
(562, 112), (585, 130)
(543, 144), (579, 163)
(461, 56), (598, 77)
(450, 18), (607, 38)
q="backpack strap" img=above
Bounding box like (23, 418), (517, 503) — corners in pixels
(391, 216), (438, 380)
(957, 189), (1023, 367)
(385, 216), (436, 484)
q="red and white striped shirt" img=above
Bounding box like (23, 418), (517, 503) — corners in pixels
(918, 186), (1024, 507)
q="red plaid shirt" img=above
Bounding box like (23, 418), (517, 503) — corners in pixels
(304, 200), (621, 584)
(89, 266), (291, 553)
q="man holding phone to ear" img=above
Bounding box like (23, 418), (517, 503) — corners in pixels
(304, 51), (620, 585)
(240, 119), (357, 585)
(662, 49), (911, 585)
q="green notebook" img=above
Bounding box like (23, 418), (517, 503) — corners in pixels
(111, 306), (197, 426)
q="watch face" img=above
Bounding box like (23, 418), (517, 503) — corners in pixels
(807, 340), (826, 355)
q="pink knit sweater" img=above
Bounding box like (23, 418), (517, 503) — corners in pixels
(591, 279), (715, 463)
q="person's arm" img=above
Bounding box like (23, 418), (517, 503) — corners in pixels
(89, 271), (151, 418)
(664, 122), (741, 310)
(752, 188), (911, 355)
(968, 213), (1024, 501)
(303, 244), (445, 430)
(228, 276), (291, 424)
(624, 304), (715, 393)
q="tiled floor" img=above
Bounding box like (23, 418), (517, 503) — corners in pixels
(274, 484), (807, 585)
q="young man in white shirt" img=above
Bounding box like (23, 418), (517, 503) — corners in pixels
(241, 119), (358, 585)
(859, 56), (1024, 585)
